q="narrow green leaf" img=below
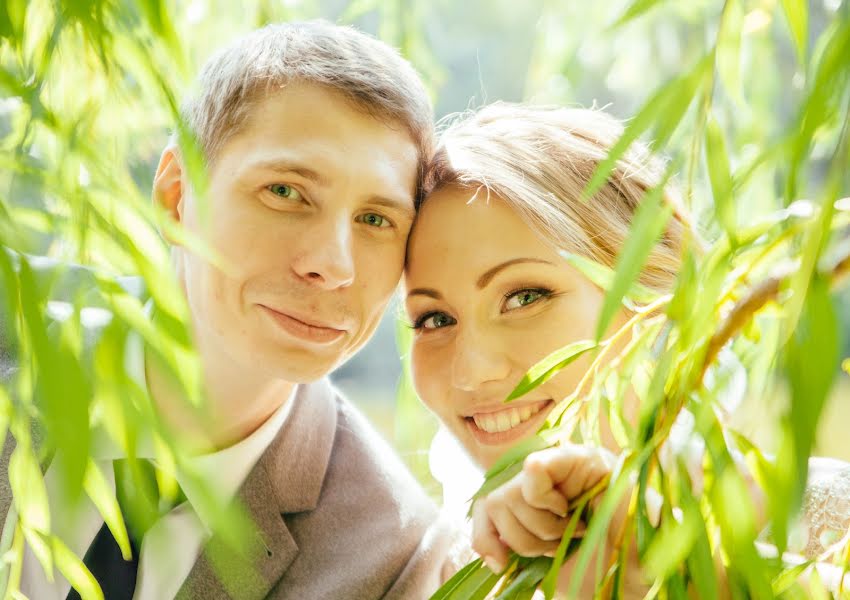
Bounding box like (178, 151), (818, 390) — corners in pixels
(429, 558), (485, 600)
(608, 0), (667, 30)
(643, 497), (700, 580)
(471, 439), (552, 507)
(506, 340), (597, 402)
(83, 460), (131, 561)
(595, 169), (675, 342)
(494, 557), (550, 599)
(705, 117), (736, 242)
(716, 0), (744, 101)
(559, 252), (658, 303)
(541, 501), (586, 599)
(780, 0), (808, 65)
(784, 275), (839, 504)
(8, 446), (50, 535)
(52, 535), (103, 600)
(772, 561), (812, 596)
(449, 563), (501, 600)
(582, 55), (709, 202)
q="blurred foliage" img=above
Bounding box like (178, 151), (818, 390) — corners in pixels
(0, 0), (848, 598)
(434, 0), (850, 598)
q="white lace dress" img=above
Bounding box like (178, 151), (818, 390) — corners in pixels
(798, 459), (850, 559)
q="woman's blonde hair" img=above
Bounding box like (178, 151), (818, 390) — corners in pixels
(423, 103), (698, 292)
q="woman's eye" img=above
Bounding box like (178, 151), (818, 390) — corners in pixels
(267, 184), (302, 201)
(503, 289), (550, 311)
(415, 312), (456, 330)
(356, 212), (391, 228)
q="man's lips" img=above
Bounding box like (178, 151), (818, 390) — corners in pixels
(258, 304), (346, 345)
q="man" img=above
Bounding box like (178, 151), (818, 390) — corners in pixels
(1, 21), (459, 599)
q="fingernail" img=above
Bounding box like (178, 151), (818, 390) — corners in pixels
(483, 556), (503, 573)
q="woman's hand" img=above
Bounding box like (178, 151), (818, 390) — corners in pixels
(471, 443), (652, 598)
(471, 444), (617, 572)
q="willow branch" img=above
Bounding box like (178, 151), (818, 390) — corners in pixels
(699, 242), (850, 385)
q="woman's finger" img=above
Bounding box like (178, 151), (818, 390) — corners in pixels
(471, 497), (509, 573)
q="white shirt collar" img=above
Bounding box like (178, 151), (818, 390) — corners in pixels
(92, 305), (297, 527)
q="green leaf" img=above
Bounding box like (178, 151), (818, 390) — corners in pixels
(52, 535), (104, 600)
(494, 557), (550, 600)
(582, 55), (710, 202)
(608, 0), (667, 30)
(472, 435), (551, 504)
(429, 559), (488, 600)
(449, 563), (501, 600)
(780, 0), (808, 65)
(594, 168), (675, 342)
(506, 340), (597, 402)
(559, 252), (658, 303)
(83, 460), (132, 561)
(716, 0), (744, 102)
(541, 501), (586, 599)
(772, 561), (812, 596)
(643, 495), (700, 580)
(705, 117), (736, 242)
(784, 274), (839, 504)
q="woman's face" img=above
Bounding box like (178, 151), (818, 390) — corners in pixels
(405, 185), (618, 469)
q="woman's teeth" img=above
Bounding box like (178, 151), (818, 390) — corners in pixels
(472, 404), (542, 433)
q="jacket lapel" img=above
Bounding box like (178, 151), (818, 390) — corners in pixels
(176, 379), (338, 599)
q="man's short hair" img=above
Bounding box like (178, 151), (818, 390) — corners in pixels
(181, 20), (433, 198)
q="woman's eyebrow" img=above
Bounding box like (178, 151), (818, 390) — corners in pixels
(406, 288), (442, 300)
(476, 258), (553, 288)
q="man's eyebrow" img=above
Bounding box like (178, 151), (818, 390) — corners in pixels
(249, 160), (329, 186)
(406, 288), (442, 300)
(370, 195), (416, 219)
(477, 258), (554, 288)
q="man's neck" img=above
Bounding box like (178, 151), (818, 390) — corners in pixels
(144, 343), (296, 453)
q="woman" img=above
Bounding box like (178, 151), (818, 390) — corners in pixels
(403, 103), (850, 594)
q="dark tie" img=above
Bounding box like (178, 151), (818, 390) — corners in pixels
(66, 460), (182, 600)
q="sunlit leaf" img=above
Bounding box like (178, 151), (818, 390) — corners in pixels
(608, 0), (667, 30)
(558, 252), (658, 303)
(582, 55), (710, 202)
(506, 340), (597, 402)
(780, 0), (808, 65)
(429, 558), (485, 600)
(716, 0), (744, 102)
(472, 435), (551, 504)
(541, 501), (585, 599)
(82, 460), (131, 561)
(52, 535), (103, 600)
(705, 116), (736, 242)
(493, 557), (550, 600)
(595, 169), (674, 342)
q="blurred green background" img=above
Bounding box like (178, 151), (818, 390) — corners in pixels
(2, 0), (848, 497)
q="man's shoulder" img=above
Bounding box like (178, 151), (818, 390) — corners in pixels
(327, 385), (438, 517)
(273, 382), (461, 599)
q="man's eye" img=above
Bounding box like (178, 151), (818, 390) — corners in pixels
(356, 212), (391, 228)
(503, 289), (550, 311)
(414, 312), (456, 330)
(267, 184), (302, 201)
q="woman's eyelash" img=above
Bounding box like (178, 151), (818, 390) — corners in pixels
(503, 287), (554, 301)
(410, 311), (437, 329)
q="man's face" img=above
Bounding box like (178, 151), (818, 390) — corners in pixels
(174, 82), (419, 382)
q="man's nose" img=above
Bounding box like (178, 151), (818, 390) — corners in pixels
(450, 327), (512, 392)
(291, 216), (355, 290)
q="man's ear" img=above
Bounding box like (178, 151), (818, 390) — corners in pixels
(153, 144), (186, 242)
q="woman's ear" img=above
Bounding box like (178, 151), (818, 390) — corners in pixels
(153, 145), (185, 242)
